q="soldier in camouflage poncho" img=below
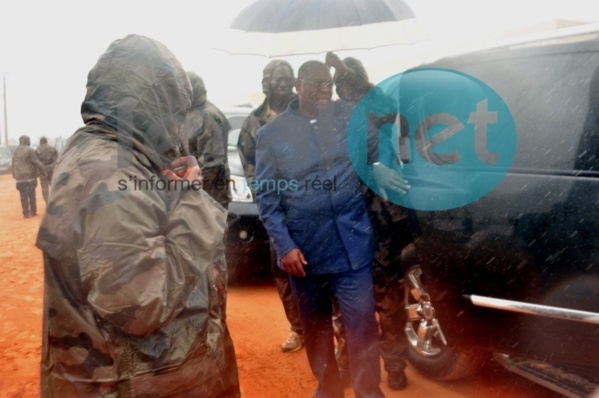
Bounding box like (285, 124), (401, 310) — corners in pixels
(183, 72), (232, 209)
(36, 35), (240, 398)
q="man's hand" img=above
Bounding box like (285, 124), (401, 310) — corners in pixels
(163, 156), (203, 185)
(280, 248), (307, 277)
(325, 51), (343, 70)
(372, 163), (410, 200)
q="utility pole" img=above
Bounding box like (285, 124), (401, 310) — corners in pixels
(2, 74), (7, 147)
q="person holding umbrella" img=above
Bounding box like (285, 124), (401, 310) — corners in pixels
(326, 51), (413, 391)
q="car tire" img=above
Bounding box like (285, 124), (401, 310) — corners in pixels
(404, 266), (488, 381)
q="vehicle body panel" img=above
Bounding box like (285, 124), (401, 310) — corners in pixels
(407, 29), (599, 370)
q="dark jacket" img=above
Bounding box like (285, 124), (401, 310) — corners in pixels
(255, 99), (374, 274)
(11, 144), (43, 180)
(36, 143), (58, 178)
(237, 95), (296, 193)
(237, 99), (269, 188)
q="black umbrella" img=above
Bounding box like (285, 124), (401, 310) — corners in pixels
(232, 0), (415, 32)
(219, 0), (428, 56)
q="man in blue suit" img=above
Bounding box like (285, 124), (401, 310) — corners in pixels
(255, 60), (407, 398)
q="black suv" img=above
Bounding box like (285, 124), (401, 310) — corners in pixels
(400, 25), (599, 398)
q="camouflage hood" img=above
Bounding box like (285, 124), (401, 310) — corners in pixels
(81, 34), (192, 171)
(188, 71), (207, 107)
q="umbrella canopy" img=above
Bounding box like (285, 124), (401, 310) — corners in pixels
(217, 0), (429, 56)
(232, 0), (415, 32)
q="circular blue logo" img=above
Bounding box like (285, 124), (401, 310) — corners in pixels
(348, 68), (517, 211)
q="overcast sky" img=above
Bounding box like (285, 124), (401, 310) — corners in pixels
(1, 0), (599, 144)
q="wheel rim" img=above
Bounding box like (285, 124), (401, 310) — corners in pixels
(404, 266), (448, 357)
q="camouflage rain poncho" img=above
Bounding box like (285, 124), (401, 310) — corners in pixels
(183, 72), (232, 208)
(36, 35), (240, 398)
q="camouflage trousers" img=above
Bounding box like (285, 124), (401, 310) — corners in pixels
(16, 179), (38, 217)
(334, 195), (413, 374)
(39, 175), (51, 204)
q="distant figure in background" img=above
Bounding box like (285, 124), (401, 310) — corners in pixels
(36, 136), (58, 203)
(237, 59), (304, 353)
(327, 51), (412, 391)
(11, 135), (44, 218)
(184, 71), (232, 208)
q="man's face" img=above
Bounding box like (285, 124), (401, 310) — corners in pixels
(269, 66), (294, 100)
(296, 66), (333, 114)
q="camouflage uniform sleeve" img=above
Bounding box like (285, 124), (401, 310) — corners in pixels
(195, 120), (211, 169)
(50, 147), (59, 167)
(30, 148), (46, 176)
(201, 114), (228, 168)
(76, 166), (226, 337)
(237, 116), (257, 185)
(184, 109), (207, 167)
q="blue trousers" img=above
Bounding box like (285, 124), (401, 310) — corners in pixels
(290, 266), (384, 398)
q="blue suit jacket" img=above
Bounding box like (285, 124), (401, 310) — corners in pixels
(255, 100), (374, 275)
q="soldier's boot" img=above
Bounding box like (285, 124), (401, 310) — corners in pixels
(281, 330), (304, 353)
(387, 370), (408, 391)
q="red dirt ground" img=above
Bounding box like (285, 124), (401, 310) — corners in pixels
(0, 173), (317, 398)
(0, 173), (563, 398)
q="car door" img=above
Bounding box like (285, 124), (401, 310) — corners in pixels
(410, 32), (599, 367)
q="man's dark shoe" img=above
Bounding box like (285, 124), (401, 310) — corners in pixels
(387, 370), (408, 391)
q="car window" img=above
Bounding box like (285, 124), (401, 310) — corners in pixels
(451, 39), (599, 173)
